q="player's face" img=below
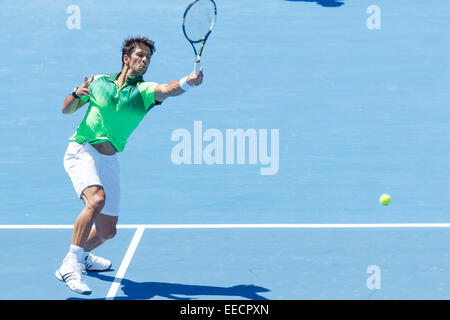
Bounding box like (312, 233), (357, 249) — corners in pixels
(126, 45), (152, 76)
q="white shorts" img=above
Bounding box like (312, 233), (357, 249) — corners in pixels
(63, 141), (120, 216)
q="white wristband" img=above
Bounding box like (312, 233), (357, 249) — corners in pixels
(179, 76), (193, 91)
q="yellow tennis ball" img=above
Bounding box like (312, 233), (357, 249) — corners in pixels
(379, 194), (391, 206)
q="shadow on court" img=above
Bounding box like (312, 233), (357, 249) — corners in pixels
(69, 273), (270, 300)
(284, 0), (345, 7)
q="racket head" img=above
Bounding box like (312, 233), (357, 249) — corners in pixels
(182, 0), (217, 44)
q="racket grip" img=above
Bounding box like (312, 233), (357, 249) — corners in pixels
(194, 58), (201, 75)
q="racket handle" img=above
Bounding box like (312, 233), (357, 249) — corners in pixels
(194, 57), (201, 75)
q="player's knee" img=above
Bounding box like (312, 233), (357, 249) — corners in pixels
(87, 193), (105, 213)
(82, 186), (106, 214)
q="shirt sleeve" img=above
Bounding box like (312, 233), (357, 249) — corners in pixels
(80, 95), (90, 103)
(138, 81), (160, 111)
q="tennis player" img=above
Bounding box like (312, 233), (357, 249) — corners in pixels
(56, 36), (203, 295)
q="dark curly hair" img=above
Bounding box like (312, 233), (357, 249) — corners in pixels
(121, 36), (156, 68)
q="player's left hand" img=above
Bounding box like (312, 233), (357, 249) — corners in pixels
(186, 68), (203, 86)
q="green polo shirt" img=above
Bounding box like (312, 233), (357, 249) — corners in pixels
(69, 72), (160, 152)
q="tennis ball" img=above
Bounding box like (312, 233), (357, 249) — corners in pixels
(379, 194), (391, 206)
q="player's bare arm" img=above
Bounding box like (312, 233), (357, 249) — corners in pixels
(61, 75), (94, 114)
(154, 68), (204, 102)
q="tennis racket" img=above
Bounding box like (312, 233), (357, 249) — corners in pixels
(182, 0), (217, 75)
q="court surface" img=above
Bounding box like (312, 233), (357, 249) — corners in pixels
(0, 0), (449, 299)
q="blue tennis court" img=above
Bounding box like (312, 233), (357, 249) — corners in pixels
(1, 0), (449, 300)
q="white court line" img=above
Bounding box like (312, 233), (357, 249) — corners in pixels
(2, 223), (450, 229)
(117, 223), (450, 229)
(0, 225), (74, 229)
(106, 227), (145, 300)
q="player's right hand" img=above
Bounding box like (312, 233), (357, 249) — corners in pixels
(186, 68), (203, 87)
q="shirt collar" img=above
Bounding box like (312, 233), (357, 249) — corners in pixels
(106, 72), (143, 85)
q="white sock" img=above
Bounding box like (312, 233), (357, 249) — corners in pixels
(82, 250), (89, 261)
(66, 244), (84, 263)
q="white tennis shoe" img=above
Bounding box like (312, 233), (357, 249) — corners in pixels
(83, 253), (112, 271)
(55, 259), (92, 295)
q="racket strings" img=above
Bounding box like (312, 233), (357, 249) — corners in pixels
(184, 0), (215, 42)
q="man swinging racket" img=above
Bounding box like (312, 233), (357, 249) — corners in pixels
(56, 36), (203, 295)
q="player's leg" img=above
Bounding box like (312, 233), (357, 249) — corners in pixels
(81, 154), (120, 271)
(55, 185), (105, 295)
(57, 142), (119, 294)
(84, 213), (118, 252)
(82, 213), (117, 271)
(71, 185), (106, 249)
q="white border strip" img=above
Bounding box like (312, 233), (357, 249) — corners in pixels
(106, 227), (145, 300)
(2, 223), (450, 229)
